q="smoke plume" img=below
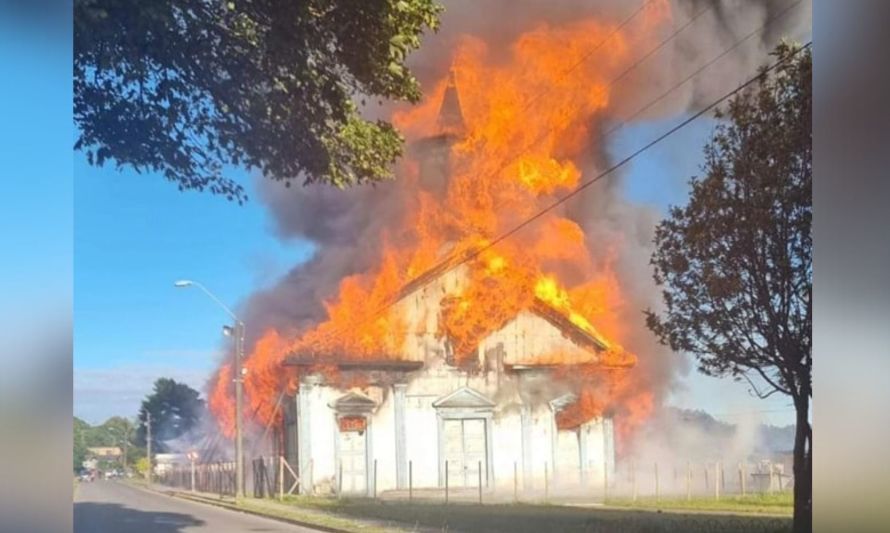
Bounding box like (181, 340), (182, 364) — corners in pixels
(230, 0), (811, 446)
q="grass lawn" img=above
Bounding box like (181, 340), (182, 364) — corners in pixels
(605, 492), (793, 515)
(240, 497), (397, 533)
(269, 495), (793, 533)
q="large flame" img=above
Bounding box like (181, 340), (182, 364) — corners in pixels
(211, 5), (670, 442)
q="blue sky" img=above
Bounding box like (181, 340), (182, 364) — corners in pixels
(72, 108), (795, 427)
(74, 161), (313, 423)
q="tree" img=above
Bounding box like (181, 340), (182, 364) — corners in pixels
(645, 43), (811, 532)
(74, 0), (443, 201)
(136, 378), (206, 453)
(134, 457), (150, 478)
(73, 417), (90, 472)
(103, 416), (136, 470)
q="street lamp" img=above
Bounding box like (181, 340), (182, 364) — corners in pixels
(175, 279), (246, 498)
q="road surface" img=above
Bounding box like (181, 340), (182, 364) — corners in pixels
(74, 480), (323, 533)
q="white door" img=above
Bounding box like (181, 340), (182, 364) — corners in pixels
(443, 419), (487, 487)
(555, 428), (581, 483)
(340, 430), (366, 494)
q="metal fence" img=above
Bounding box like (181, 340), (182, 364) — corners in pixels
(156, 456), (299, 499)
(153, 456), (792, 532)
(156, 456), (791, 504)
(156, 461), (238, 497)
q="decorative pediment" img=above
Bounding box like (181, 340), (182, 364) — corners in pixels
(329, 391), (377, 414)
(548, 393), (578, 412)
(433, 387), (495, 409)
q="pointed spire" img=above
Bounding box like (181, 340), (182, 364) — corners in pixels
(437, 69), (465, 135)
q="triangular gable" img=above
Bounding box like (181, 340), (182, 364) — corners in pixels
(329, 391), (377, 414)
(548, 393), (578, 412)
(433, 386), (495, 409)
(390, 252), (611, 356)
(529, 299), (609, 352)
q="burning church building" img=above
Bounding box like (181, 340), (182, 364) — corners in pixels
(278, 76), (635, 497)
(209, 12), (675, 500)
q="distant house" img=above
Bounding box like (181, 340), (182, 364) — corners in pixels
(87, 446), (122, 459)
(154, 453), (187, 475)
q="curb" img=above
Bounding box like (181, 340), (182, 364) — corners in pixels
(128, 482), (351, 533)
(167, 491), (352, 533)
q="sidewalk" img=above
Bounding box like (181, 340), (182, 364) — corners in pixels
(148, 486), (407, 533)
(141, 483), (793, 533)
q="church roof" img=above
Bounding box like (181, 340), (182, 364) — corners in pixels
(390, 250), (615, 356)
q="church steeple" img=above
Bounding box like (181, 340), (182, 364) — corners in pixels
(437, 70), (465, 135)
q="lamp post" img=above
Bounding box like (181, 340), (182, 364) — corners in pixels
(175, 279), (245, 498)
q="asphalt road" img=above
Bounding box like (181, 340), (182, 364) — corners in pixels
(74, 480), (323, 533)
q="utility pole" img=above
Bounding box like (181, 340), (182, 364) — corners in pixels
(122, 432), (128, 473)
(174, 280), (245, 498)
(234, 320), (245, 498)
(146, 412), (152, 486)
(121, 420), (132, 474)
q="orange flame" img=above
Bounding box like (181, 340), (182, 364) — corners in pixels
(210, 6), (671, 442)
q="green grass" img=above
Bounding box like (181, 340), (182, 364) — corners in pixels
(268, 495), (792, 533)
(606, 492), (793, 515)
(163, 490), (793, 532)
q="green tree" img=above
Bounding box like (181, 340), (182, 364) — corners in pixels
(74, 0), (443, 201)
(136, 378), (206, 453)
(645, 43), (811, 532)
(73, 417), (90, 472)
(103, 416), (136, 470)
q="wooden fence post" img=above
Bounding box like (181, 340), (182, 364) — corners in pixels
(513, 461), (518, 502)
(715, 462), (720, 501)
(654, 462), (659, 503)
(373, 459), (378, 500)
(309, 459), (314, 495)
(279, 456), (284, 501)
(768, 461), (774, 494)
(544, 461), (549, 502)
(445, 460), (449, 505)
(686, 461), (691, 501)
(631, 460), (637, 503)
(603, 461), (608, 503)
(409, 461), (413, 502)
(478, 461), (483, 504)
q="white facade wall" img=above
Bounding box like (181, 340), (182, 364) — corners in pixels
(289, 264), (616, 496)
(294, 360), (614, 496)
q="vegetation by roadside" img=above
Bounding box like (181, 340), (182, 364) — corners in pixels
(240, 497), (398, 533)
(605, 492), (793, 515)
(267, 495), (792, 533)
(152, 486), (793, 532)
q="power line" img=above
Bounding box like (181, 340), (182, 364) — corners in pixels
(369, 41), (812, 324)
(280, 1), (717, 357)
(233, 19), (811, 448)
(435, 0), (799, 234)
(239, 23), (810, 441)
(605, 0), (804, 137)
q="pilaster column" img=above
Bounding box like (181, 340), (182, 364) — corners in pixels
(521, 404), (532, 489)
(297, 378), (315, 494)
(393, 383), (408, 489)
